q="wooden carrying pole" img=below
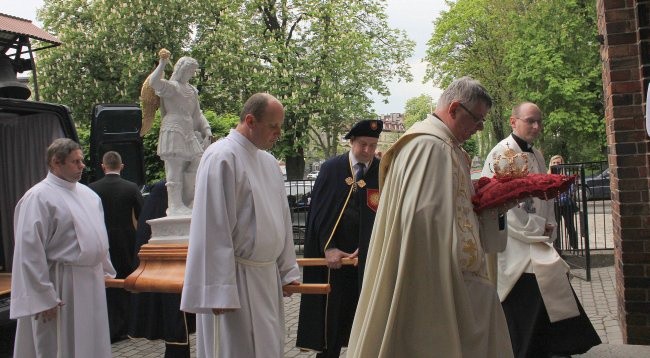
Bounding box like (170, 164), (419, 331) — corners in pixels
(106, 248), (357, 295)
(297, 257), (358, 267)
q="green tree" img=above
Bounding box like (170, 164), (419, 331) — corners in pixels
(403, 94), (434, 129)
(36, 0), (414, 180)
(425, 0), (604, 162)
(425, 0), (518, 151)
(504, 0), (605, 162)
(192, 0), (415, 176)
(140, 111), (239, 182)
(37, 0), (198, 124)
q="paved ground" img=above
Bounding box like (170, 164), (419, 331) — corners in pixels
(112, 264), (650, 357)
(109, 200), (646, 357)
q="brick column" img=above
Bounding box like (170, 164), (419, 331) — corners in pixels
(597, 0), (650, 345)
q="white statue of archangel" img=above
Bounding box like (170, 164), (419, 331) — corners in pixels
(141, 49), (212, 216)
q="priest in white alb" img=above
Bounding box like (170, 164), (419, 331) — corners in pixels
(181, 93), (301, 358)
(10, 138), (116, 358)
(482, 102), (600, 357)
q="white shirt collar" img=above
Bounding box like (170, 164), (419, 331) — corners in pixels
(348, 151), (368, 172)
(229, 128), (259, 154)
(46, 171), (76, 190)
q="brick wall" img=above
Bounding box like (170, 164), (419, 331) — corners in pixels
(597, 0), (650, 345)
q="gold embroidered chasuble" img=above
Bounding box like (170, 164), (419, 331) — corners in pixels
(347, 115), (512, 358)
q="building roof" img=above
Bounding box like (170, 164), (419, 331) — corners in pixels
(0, 13), (61, 54)
(379, 113), (405, 133)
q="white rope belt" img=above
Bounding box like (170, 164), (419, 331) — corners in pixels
(234, 256), (275, 267)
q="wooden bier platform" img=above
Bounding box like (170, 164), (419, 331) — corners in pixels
(106, 243), (357, 295)
(0, 273), (10, 296)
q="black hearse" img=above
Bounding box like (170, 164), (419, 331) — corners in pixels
(0, 13), (75, 354)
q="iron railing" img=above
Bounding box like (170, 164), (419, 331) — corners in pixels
(285, 180), (316, 254)
(551, 161), (611, 281)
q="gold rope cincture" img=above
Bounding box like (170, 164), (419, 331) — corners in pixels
(321, 158), (358, 347)
(322, 159), (357, 251)
(163, 311), (190, 345)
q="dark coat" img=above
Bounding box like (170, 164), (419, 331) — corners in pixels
(127, 181), (196, 345)
(296, 152), (380, 353)
(89, 174), (143, 277)
(89, 173), (143, 341)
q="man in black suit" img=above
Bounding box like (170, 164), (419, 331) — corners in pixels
(128, 180), (196, 358)
(297, 119), (383, 357)
(89, 150), (143, 342)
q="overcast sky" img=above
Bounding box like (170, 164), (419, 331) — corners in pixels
(4, 0), (447, 114)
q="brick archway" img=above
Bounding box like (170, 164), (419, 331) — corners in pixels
(597, 0), (650, 345)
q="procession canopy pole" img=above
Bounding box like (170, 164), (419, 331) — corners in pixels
(284, 284), (330, 295)
(105, 252), (355, 294)
(105, 279), (330, 294)
(297, 258), (358, 267)
(105, 278), (125, 288)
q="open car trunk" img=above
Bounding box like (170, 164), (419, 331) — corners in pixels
(0, 98), (77, 273)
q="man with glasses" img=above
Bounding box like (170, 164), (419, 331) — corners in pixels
(347, 77), (512, 357)
(482, 102), (600, 357)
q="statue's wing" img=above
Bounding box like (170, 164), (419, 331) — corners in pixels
(140, 75), (159, 137)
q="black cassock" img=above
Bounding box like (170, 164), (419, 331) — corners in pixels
(296, 153), (380, 356)
(89, 173), (143, 341)
(127, 181), (195, 358)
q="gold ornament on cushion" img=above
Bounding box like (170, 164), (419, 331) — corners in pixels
(492, 146), (529, 179)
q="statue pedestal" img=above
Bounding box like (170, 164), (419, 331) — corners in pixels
(123, 215), (191, 293)
(148, 215), (191, 244)
(109, 214), (335, 295)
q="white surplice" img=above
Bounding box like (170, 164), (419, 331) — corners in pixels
(10, 172), (116, 358)
(482, 135), (579, 321)
(181, 129), (301, 358)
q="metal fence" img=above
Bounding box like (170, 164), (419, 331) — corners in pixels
(551, 161), (611, 281)
(285, 179), (316, 254)
(287, 162), (613, 279)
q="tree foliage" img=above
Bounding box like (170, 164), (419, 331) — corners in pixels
(425, 0), (604, 162)
(192, 1), (415, 176)
(403, 94), (433, 129)
(140, 111), (239, 181)
(36, 0), (414, 181)
(75, 110), (238, 183)
(425, 0), (518, 151)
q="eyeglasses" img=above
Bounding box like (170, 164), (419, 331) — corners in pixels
(458, 102), (485, 123)
(516, 116), (543, 126)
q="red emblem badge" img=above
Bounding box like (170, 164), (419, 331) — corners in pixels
(366, 188), (380, 212)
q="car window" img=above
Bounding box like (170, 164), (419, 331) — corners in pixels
(285, 181), (314, 209)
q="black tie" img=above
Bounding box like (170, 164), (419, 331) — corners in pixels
(355, 162), (365, 182)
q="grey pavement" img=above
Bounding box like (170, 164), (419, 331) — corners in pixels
(112, 263), (650, 357)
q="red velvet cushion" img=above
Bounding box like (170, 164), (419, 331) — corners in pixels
(472, 173), (576, 213)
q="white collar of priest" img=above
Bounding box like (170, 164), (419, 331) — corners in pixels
(511, 133), (534, 153)
(229, 128), (258, 154)
(47, 171), (77, 190)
